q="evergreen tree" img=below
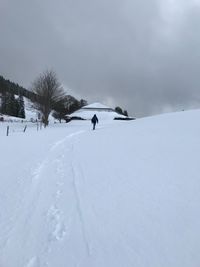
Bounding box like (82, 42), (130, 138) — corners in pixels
(17, 95), (25, 118)
(6, 92), (17, 116)
(123, 110), (128, 117)
(115, 106), (123, 115)
(79, 99), (87, 108)
(1, 92), (7, 114)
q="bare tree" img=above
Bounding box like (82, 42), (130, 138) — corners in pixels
(31, 70), (66, 126)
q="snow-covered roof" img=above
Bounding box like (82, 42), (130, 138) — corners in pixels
(70, 102), (126, 120)
(82, 102), (112, 110)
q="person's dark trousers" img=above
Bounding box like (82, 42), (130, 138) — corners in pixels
(93, 122), (96, 130)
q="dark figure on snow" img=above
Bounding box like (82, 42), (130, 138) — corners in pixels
(91, 114), (98, 130)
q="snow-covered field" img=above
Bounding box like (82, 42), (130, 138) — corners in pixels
(0, 110), (200, 267)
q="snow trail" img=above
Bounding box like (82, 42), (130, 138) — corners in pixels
(50, 130), (85, 151)
(0, 127), (89, 267)
(71, 155), (91, 256)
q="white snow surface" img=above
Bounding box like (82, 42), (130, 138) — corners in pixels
(0, 110), (200, 267)
(82, 102), (112, 109)
(23, 97), (38, 121)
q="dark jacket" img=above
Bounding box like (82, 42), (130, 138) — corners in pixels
(91, 114), (98, 124)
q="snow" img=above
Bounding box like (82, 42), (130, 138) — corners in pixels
(0, 109), (200, 267)
(82, 102), (112, 109)
(0, 97), (58, 125)
(24, 97), (56, 123)
(70, 102), (126, 120)
(70, 109), (125, 120)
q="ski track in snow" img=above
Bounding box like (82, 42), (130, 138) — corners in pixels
(1, 129), (87, 267)
(71, 149), (92, 257)
(47, 204), (67, 241)
(46, 131), (92, 261)
(50, 130), (85, 151)
(41, 129), (87, 264)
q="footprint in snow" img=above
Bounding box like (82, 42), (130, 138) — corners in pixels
(47, 205), (68, 241)
(53, 222), (67, 241)
(25, 256), (40, 267)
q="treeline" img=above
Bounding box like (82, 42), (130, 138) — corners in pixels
(0, 75), (38, 101)
(0, 75), (87, 121)
(1, 93), (25, 118)
(0, 76), (27, 118)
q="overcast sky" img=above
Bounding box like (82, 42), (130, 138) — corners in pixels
(1, 0), (200, 117)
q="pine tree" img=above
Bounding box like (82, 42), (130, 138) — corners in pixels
(79, 99), (87, 108)
(17, 95), (25, 118)
(1, 92), (7, 114)
(115, 106), (123, 115)
(123, 110), (128, 117)
(6, 93), (17, 116)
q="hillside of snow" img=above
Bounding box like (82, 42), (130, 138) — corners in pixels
(0, 110), (200, 267)
(0, 97), (57, 126)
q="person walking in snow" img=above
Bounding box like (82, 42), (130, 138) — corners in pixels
(91, 114), (98, 130)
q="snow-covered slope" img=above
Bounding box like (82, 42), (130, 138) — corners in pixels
(0, 110), (200, 267)
(1, 97), (56, 124)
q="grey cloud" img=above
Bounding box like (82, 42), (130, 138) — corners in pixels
(0, 0), (200, 117)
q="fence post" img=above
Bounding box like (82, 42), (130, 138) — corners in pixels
(6, 126), (9, 136)
(23, 125), (27, 133)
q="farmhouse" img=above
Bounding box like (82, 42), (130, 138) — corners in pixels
(67, 102), (134, 121)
